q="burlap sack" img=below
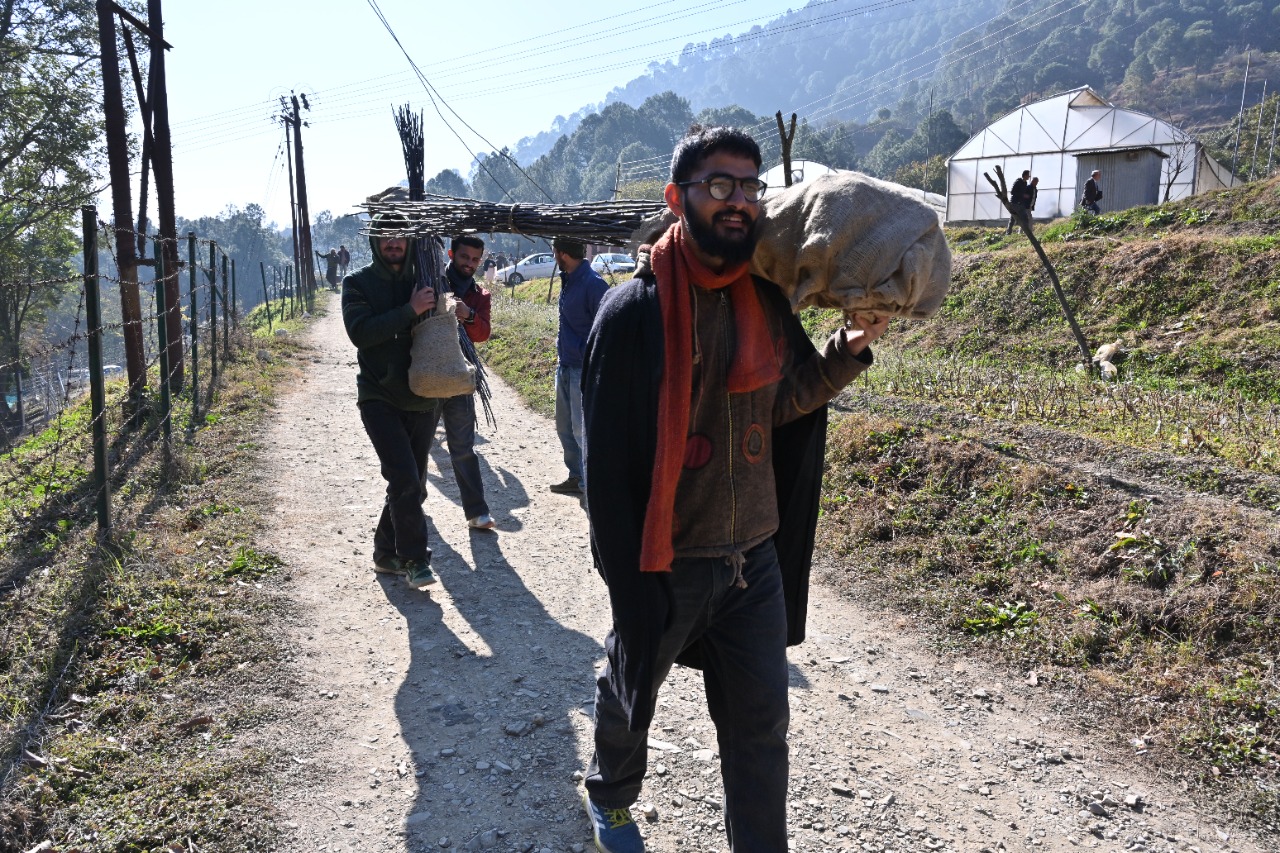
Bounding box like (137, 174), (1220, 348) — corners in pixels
(630, 171), (951, 319)
(408, 297), (476, 399)
(751, 172), (949, 318)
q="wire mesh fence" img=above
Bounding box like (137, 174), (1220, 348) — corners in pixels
(0, 206), (304, 546)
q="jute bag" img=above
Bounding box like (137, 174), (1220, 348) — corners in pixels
(630, 171), (950, 319)
(750, 172), (950, 318)
(408, 296), (476, 399)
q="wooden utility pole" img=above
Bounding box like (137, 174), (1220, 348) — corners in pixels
(96, 0), (146, 406)
(147, 0), (184, 392)
(284, 94), (317, 308)
(95, 0), (183, 406)
(120, 26), (154, 261)
(775, 111), (798, 187)
(282, 118), (302, 299)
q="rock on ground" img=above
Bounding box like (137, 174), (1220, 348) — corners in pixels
(261, 305), (1268, 853)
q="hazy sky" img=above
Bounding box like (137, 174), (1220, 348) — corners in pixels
(149, 0), (803, 229)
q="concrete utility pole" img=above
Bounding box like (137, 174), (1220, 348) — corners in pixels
(1230, 52), (1251, 184)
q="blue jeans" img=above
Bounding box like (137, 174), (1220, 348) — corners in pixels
(359, 400), (434, 564)
(555, 364), (584, 484)
(586, 541), (790, 852)
(426, 393), (488, 520)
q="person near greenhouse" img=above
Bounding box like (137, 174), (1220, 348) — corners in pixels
(340, 213), (440, 590)
(427, 234), (496, 532)
(1006, 169), (1033, 234)
(548, 235), (608, 497)
(576, 124), (889, 853)
(1082, 169), (1103, 215)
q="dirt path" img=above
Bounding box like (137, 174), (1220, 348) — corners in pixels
(260, 306), (1267, 853)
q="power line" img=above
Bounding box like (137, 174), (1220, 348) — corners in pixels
(617, 0), (1089, 178)
(170, 0), (892, 148)
(169, 0), (744, 139)
(366, 0), (553, 203)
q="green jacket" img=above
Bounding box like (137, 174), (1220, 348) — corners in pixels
(340, 234), (436, 412)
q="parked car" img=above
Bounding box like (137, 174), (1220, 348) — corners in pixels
(590, 253), (636, 275)
(497, 253), (557, 284)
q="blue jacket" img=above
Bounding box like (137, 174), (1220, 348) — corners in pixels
(557, 260), (608, 368)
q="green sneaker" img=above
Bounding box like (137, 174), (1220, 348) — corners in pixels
(372, 554), (406, 575)
(404, 559), (437, 589)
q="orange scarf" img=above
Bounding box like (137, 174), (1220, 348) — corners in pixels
(639, 221), (783, 573)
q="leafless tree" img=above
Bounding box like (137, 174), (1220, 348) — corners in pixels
(1162, 126), (1198, 203)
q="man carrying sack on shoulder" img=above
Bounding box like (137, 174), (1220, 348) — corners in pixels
(341, 212), (441, 591)
(578, 125), (890, 853)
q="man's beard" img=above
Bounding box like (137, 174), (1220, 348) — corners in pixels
(684, 204), (760, 266)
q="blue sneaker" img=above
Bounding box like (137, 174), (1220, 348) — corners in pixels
(582, 789), (644, 853)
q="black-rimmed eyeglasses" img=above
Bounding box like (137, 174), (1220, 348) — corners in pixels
(675, 175), (767, 202)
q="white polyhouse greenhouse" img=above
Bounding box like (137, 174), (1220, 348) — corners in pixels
(946, 87), (1235, 224)
(761, 159), (947, 223)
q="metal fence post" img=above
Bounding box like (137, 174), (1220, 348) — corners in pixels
(82, 206), (111, 532)
(188, 231), (199, 423)
(260, 261), (272, 332)
(231, 258), (238, 330)
(154, 236), (172, 451)
(222, 253), (230, 360)
(209, 241), (218, 385)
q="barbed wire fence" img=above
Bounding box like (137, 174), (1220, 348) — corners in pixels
(0, 205), (302, 551)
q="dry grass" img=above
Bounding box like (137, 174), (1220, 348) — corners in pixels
(815, 405), (1280, 823)
(0, 300), (317, 852)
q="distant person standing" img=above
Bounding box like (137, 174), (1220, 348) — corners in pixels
(337, 244), (351, 279)
(482, 254), (497, 286)
(316, 247), (340, 290)
(1006, 169), (1032, 234)
(1082, 169), (1102, 215)
(1028, 176), (1039, 219)
(548, 236), (608, 497)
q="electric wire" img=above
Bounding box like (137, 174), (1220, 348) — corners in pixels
(616, 0), (1094, 179)
(366, 0), (552, 203)
(170, 0), (908, 150)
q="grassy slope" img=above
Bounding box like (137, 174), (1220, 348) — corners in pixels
(482, 183), (1280, 826)
(930, 176), (1280, 399)
(0, 300), (318, 852)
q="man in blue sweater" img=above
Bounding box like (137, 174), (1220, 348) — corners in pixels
(550, 236), (608, 496)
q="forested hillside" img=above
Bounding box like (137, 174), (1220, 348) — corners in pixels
(449, 0), (1280, 207)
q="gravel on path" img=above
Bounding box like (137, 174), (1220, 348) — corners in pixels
(261, 305), (1268, 853)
